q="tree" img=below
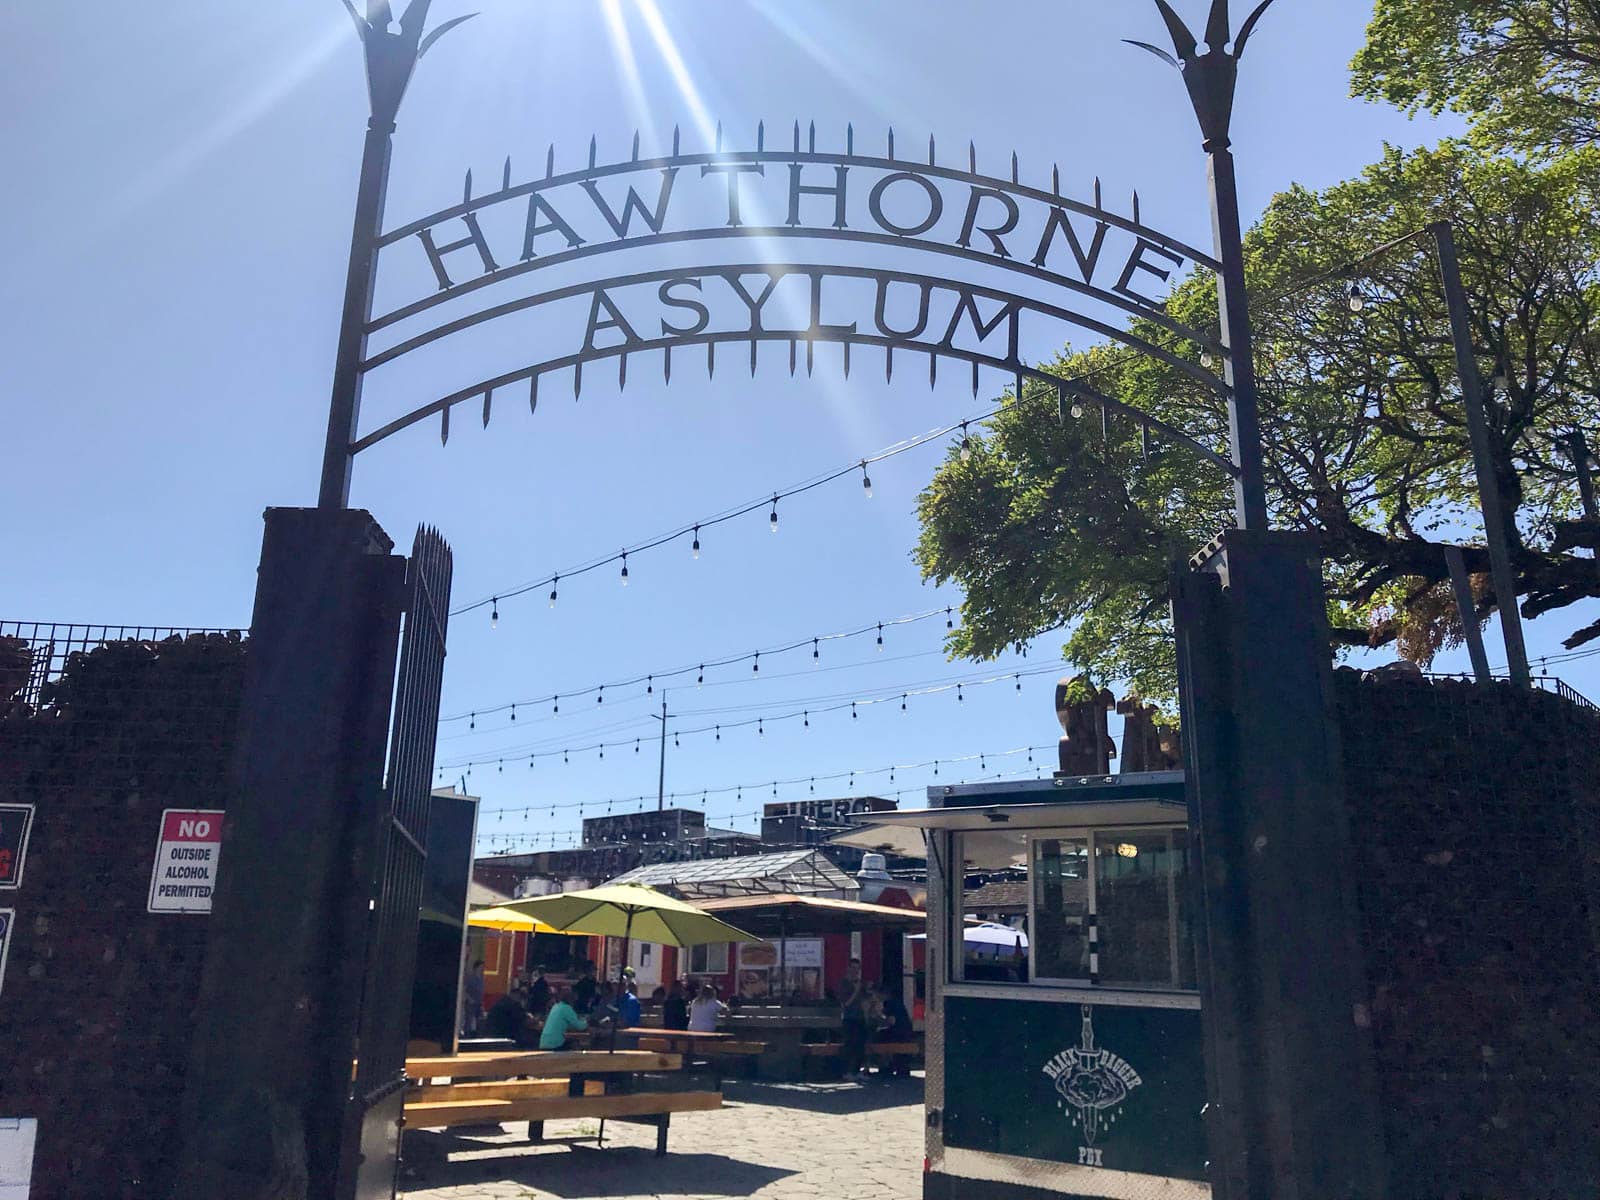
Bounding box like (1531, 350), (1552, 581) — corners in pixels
(916, 142), (1600, 703)
(1352, 0), (1600, 157)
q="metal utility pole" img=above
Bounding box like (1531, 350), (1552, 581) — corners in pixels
(654, 693), (668, 812)
(1429, 221), (1531, 688)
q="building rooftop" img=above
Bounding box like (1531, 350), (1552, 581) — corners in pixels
(608, 848), (858, 899)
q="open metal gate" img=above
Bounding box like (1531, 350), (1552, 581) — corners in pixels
(340, 526), (453, 1200)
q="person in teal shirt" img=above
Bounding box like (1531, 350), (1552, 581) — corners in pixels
(538, 986), (588, 1050)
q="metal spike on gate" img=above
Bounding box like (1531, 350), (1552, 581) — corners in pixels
(887, 127), (895, 159)
(971, 361), (980, 397)
(806, 339), (815, 376)
(842, 341), (851, 379)
(927, 133), (935, 165)
(482, 388), (492, 427)
(663, 344), (672, 383)
(619, 352), (628, 389)
(631, 130), (640, 162)
(707, 341), (716, 378)
(529, 373), (539, 414)
(1052, 163), (1061, 195)
(846, 123), (854, 155)
(808, 120), (816, 153)
(757, 120), (765, 151)
(440, 403), (450, 444)
(573, 361), (583, 398)
(885, 345), (894, 383)
(1093, 176), (1103, 210)
(1011, 151), (1019, 184)
(1142, 421), (1153, 461)
(546, 144), (555, 178)
(1133, 190), (1142, 225)
(1015, 369), (1025, 402)
(789, 338), (797, 376)
(502, 156), (512, 192)
(749, 337), (758, 376)
(588, 135), (597, 169)
(969, 141), (976, 174)
(792, 120), (800, 153)
(929, 350), (938, 388)
(715, 120), (723, 152)
(463, 169), (472, 202)
(672, 125), (681, 156)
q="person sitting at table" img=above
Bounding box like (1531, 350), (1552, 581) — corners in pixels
(573, 961), (599, 1013)
(617, 980), (642, 1029)
(662, 979), (690, 1030)
(872, 985), (915, 1078)
(538, 985), (589, 1050)
(527, 964), (550, 1015)
(687, 982), (728, 1032)
(484, 986), (538, 1048)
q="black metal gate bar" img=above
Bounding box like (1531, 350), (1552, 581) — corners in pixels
(341, 526), (453, 1200)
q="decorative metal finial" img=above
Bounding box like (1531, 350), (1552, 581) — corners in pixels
(337, 0), (477, 126)
(1127, 0), (1277, 150)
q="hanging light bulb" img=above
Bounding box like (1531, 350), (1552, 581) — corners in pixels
(803, 711), (809, 728)
(1070, 401), (1084, 419)
(1348, 282), (1365, 313)
(1200, 351), (1216, 368)
(619, 551), (629, 586)
(596, 686), (604, 704)
(860, 461), (873, 498)
(812, 637), (820, 664)
(548, 575), (559, 608)
(752, 652), (760, 674)
(957, 684), (964, 702)
(946, 607), (954, 629)
(769, 495), (780, 533)
(1015, 675), (1021, 691)
(851, 702), (858, 720)
(901, 694), (907, 711)
(959, 421), (973, 462)
(691, 524), (701, 559)
(490, 598), (499, 629)
(876, 623), (884, 652)
(553, 695), (559, 713)
(697, 665), (704, 687)
(469, 712), (476, 730)
(647, 675), (653, 694)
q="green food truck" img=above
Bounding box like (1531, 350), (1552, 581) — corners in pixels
(856, 771), (1208, 1200)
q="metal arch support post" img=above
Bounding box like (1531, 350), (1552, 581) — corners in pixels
(319, 119), (395, 509)
(1206, 149), (1269, 531)
(317, 2), (477, 509)
(1429, 221), (1531, 688)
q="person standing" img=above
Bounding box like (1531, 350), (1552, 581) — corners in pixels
(839, 958), (869, 1076)
(463, 960), (485, 1036)
(573, 961), (599, 1013)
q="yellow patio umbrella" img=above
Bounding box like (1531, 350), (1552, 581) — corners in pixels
(467, 904), (556, 933)
(503, 883), (760, 984)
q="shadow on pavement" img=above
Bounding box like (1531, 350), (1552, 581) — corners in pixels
(722, 1073), (924, 1116)
(401, 1134), (794, 1198)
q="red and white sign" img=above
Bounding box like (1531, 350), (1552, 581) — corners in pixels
(147, 809), (224, 914)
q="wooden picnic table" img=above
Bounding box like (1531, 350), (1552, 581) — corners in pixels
(403, 1049), (721, 1157)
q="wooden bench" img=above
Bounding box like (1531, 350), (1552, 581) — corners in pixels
(404, 1049), (721, 1157)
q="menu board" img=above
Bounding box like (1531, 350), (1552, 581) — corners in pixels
(737, 938), (824, 1001)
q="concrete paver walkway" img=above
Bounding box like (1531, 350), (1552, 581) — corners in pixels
(398, 1075), (923, 1200)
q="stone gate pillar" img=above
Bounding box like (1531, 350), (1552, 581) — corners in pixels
(1171, 529), (1386, 1200)
(175, 507), (407, 1200)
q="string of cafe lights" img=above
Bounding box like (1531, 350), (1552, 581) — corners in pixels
(466, 742), (1059, 825)
(435, 662), (1069, 772)
(439, 605), (976, 729)
(452, 409), (1006, 621)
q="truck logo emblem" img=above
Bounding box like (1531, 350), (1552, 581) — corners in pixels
(1042, 1005), (1142, 1153)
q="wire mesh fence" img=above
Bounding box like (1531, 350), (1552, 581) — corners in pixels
(0, 621), (244, 713)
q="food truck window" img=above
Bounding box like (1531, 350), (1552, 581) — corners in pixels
(1030, 837), (1091, 982)
(956, 829), (1030, 983)
(1093, 829), (1195, 989)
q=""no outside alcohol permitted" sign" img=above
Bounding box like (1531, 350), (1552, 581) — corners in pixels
(147, 809), (224, 914)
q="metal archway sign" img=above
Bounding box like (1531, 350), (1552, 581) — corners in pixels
(319, 0), (1276, 531)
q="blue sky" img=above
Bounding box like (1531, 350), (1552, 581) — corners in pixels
(5, 2), (1596, 854)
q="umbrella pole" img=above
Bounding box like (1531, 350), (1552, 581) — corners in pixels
(612, 909), (635, 1052)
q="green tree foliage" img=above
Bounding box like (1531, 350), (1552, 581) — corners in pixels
(917, 143), (1600, 703)
(1352, 0), (1600, 156)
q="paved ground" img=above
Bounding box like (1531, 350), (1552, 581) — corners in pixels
(398, 1074), (924, 1200)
